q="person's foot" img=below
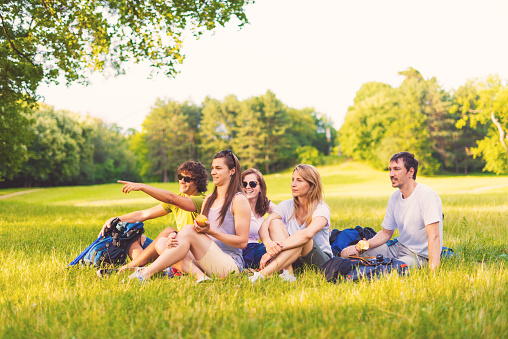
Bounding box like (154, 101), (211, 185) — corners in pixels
(196, 276), (212, 283)
(249, 271), (265, 283)
(279, 270), (297, 282)
(128, 270), (148, 284)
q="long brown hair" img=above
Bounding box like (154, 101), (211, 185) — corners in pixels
(291, 164), (324, 226)
(201, 150), (242, 226)
(242, 168), (270, 217)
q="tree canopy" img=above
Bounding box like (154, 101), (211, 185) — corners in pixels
(339, 68), (508, 175)
(0, 0), (252, 180)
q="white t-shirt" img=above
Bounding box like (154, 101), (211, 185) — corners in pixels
(382, 183), (443, 258)
(248, 202), (277, 243)
(273, 199), (332, 256)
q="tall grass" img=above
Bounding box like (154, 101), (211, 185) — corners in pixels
(0, 161), (506, 338)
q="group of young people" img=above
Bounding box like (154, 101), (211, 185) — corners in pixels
(99, 150), (443, 283)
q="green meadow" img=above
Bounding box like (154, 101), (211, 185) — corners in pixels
(0, 161), (507, 338)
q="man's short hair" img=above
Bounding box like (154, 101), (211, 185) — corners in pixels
(178, 161), (208, 193)
(390, 152), (418, 180)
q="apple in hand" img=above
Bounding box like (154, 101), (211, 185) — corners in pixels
(196, 215), (208, 227)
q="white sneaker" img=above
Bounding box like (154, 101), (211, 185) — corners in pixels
(249, 271), (265, 283)
(128, 270), (147, 284)
(279, 270), (297, 282)
(196, 276), (212, 284)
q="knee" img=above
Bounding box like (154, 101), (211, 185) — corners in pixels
(178, 224), (198, 238)
(155, 237), (167, 254)
(268, 219), (286, 233)
(159, 226), (177, 238)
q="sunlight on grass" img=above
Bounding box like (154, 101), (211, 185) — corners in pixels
(1, 160), (507, 337)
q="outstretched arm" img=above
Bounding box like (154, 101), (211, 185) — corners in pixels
(340, 227), (394, 257)
(118, 180), (197, 212)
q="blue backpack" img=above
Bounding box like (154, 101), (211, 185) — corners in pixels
(68, 218), (144, 267)
(329, 226), (377, 256)
(320, 255), (409, 283)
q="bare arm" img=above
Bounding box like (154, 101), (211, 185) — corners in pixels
(195, 195), (251, 249)
(277, 216), (328, 251)
(340, 227), (394, 258)
(100, 204), (168, 236)
(258, 211), (282, 251)
(426, 222), (441, 270)
(118, 180), (198, 212)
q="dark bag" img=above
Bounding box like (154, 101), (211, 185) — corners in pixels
(320, 255), (409, 283)
(329, 226), (377, 257)
(68, 218), (144, 267)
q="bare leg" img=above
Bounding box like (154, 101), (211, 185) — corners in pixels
(268, 219), (293, 273)
(172, 254), (207, 281)
(121, 227), (176, 271)
(260, 238), (315, 277)
(128, 237), (144, 261)
(153, 236), (208, 280)
(139, 225), (213, 279)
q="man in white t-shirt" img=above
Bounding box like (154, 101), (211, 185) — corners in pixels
(341, 152), (443, 270)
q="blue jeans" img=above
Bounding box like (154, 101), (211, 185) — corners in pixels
(243, 243), (267, 269)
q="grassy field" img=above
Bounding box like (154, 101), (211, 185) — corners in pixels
(0, 161), (507, 338)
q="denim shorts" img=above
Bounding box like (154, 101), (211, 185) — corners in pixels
(141, 237), (153, 250)
(243, 242), (267, 269)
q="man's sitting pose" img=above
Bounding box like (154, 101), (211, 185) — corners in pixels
(99, 160), (208, 273)
(341, 152), (443, 270)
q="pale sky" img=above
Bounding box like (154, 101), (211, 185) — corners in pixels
(38, 0), (508, 131)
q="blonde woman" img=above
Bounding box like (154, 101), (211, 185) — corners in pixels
(129, 150), (251, 283)
(251, 164), (332, 282)
(241, 168), (276, 269)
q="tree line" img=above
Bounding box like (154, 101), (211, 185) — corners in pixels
(339, 68), (508, 175)
(0, 91), (336, 187)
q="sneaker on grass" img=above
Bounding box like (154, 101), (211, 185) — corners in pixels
(279, 270), (297, 282)
(128, 270), (148, 284)
(249, 271), (265, 283)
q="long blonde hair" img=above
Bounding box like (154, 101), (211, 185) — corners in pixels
(291, 164), (324, 226)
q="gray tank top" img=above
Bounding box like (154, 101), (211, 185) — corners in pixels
(208, 193), (244, 270)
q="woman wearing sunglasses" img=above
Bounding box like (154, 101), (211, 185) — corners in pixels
(129, 150), (251, 282)
(251, 164), (332, 283)
(241, 168), (276, 269)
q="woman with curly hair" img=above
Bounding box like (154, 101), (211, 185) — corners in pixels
(99, 161), (209, 276)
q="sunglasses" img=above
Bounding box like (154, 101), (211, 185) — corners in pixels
(242, 181), (258, 188)
(178, 174), (195, 183)
(219, 149), (236, 167)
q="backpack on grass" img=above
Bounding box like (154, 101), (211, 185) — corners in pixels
(329, 226), (377, 256)
(68, 218), (144, 267)
(320, 255), (409, 283)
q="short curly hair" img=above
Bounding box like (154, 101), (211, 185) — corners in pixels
(178, 161), (208, 193)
